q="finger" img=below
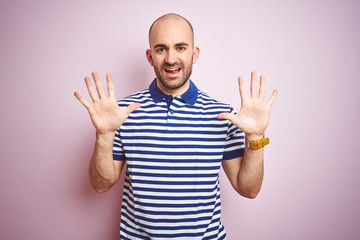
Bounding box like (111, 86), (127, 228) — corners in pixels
(85, 76), (98, 102)
(238, 76), (248, 102)
(217, 112), (236, 122)
(268, 89), (278, 106)
(106, 73), (116, 99)
(74, 91), (91, 109)
(259, 75), (266, 100)
(92, 71), (106, 99)
(250, 71), (258, 98)
(124, 102), (141, 115)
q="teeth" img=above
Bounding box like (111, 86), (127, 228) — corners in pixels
(166, 68), (180, 71)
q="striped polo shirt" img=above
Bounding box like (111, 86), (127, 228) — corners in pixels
(113, 79), (245, 240)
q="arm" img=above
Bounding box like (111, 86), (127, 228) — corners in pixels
(218, 71), (277, 198)
(88, 132), (124, 193)
(74, 72), (140, 193)
(221, 147), (264, 199)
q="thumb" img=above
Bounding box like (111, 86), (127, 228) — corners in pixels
(125, 103), (141, 115)
(217, 112), (235, 121)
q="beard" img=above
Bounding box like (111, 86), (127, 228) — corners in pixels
(153, 58), (193, 90)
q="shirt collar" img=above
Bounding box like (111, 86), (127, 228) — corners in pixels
(149, 78), (198, 105)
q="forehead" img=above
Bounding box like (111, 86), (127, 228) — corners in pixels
(149, 18), (193, 48)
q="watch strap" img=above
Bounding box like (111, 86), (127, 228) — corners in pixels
(245, 137), (269, 149)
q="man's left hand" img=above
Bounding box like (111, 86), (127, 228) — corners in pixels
(218, 71), (278, 140)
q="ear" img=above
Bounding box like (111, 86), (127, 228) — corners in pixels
(192, 46), (200, 64)
(146, 49), (154, 66)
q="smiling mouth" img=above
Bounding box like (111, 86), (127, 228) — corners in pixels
(165, 67), (181, 74)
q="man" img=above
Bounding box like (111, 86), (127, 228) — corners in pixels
(74, 13), (277, 240)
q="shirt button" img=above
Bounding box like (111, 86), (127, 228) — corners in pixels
(169, 110), (174, 114)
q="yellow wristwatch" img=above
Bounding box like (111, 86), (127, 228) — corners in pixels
(245, 136), (269, 150)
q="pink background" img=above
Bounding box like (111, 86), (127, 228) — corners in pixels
(1, 0), (359, 239)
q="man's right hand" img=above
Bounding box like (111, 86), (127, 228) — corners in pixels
(74, 71), (140, 134)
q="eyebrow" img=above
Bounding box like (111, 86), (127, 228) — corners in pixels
(175, 42), (189, 47)
(153, 44), (167, 49)
(153, 42), (190, 49)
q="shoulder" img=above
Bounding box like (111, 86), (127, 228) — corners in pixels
(117, 88), (152, 107)
(196, 90), (234, 112)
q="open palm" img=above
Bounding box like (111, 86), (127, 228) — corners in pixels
(218, 71), (277, 138)
(74, 72), (140, 134)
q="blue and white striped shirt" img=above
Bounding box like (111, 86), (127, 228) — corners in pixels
(114, 79), (245, 240)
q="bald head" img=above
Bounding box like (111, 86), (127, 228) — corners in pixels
(148, 13), (194, 48)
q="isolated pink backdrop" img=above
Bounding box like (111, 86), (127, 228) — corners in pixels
(1, 0), (359, 239)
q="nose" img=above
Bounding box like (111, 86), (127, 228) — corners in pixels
(165, 49), (177, 65)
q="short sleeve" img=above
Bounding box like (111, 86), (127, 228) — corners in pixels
(222, 107), (245, 160)
(113, 129), (125, 161)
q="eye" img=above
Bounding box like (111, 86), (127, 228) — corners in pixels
(156, 48), (166, 53)
(177, 46), (186, 51)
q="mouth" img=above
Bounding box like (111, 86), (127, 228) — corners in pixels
(164, 67), (181, 74)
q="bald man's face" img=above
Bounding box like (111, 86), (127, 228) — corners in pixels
(146, 17), (199, 94)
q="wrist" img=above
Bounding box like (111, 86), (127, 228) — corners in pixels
(96, 129), (116, 137)
(245, 133), (264, 141)
(95, 131), (116, 147)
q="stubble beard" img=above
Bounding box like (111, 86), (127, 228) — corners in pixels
(154, 60), (193, 90)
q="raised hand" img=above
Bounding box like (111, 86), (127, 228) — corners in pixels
(217, 71), (277, 140)
(74, 72), (140, 134)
